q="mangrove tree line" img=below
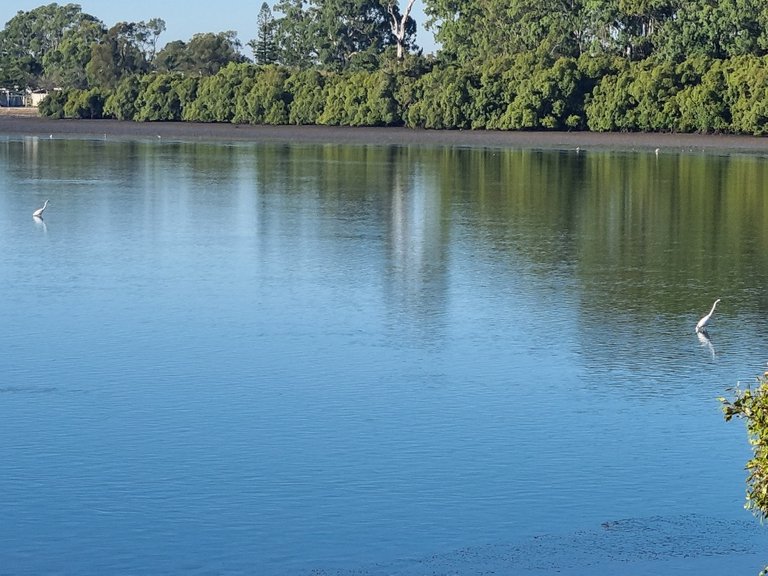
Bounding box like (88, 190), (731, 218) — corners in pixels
(5, 1), (768, 133)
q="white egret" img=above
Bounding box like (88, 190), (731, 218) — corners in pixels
(695, 298), (721, 333)
(32, 199), (49, 218)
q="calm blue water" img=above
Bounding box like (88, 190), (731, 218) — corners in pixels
(0, 136), (766, 574)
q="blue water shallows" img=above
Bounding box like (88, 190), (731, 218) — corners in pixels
(0, 137), (765, 574)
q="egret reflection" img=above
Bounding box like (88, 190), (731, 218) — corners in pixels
(696, 330), (715, 359)
(32, 214), (47, 232)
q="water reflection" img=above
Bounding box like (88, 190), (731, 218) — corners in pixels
(1, 137), (767, 575)
(388, 152), (448, 342)
(32, 215), (47, 233)
(697, 330), (716, 359)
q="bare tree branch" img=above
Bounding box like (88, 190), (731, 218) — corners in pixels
(388, 0), (417, 60)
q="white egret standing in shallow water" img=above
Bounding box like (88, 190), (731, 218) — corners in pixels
(695, 298), (721, 333)
(32, 199), (49, 218)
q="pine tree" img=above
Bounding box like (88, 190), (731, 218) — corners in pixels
(248, 3), (278, 64)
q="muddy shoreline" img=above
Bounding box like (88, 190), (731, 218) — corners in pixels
(1, 115), (768, 152)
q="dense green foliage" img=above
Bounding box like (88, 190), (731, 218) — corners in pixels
(721, 375), (768, 575)
(35, 54), (768, 134)
(8, 1), (768, 133)
(722, 376), (768, 519)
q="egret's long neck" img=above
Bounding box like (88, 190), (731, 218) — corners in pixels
(709, 301), (719, 314)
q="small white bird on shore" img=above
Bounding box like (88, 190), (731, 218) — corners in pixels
(33, 199), (49, 218)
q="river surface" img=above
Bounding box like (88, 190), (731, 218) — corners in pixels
(1, 135), (767, 574)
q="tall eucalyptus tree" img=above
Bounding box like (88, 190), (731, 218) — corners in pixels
(273, 0), (417, 69)
(424, 0), (590, 62)
(388, 0), (418, 60)
(86, 22), (150, 88)
(154, 31), (246, 76)
(0, 3), (103, 87)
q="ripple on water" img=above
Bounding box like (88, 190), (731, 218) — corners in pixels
(302, 515), (765, 576)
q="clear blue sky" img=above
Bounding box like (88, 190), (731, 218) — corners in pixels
(0, 0), (438, 55)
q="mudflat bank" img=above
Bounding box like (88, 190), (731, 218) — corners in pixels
(1, 115), (768, 152)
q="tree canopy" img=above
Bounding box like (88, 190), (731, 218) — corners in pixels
(9, 1), (768, 134)
(424, 0), (768, 63)
(0, 3), (104, 88)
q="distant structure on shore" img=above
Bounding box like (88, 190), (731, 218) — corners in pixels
(0, 88), (49, 108)
(0, 88), (24, 107)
